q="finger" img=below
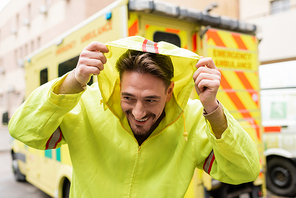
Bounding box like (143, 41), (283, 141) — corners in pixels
(195, 57), (217, 70)
(85, 41), (109, 53)
(193, 67), (221, 81)
(86, 59), (105, 71)
(194, 73), (220, 87)
(77, 64), (103, 76)
(197, 79), (211, 93)
(197, 79), (220, 91)
(85, 51), (108, 64)
(78, 59), (104, 71)
(79, 50), (107, 65)
(84, 66), (102, 75)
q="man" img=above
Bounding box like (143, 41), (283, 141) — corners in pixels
(9, 36), (259, 197)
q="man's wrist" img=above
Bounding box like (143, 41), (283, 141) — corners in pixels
(73, 69), (87, 90)
(54, 71), (86, 94)
(203, 100), (219, 115)
(203, 101), (227, 139)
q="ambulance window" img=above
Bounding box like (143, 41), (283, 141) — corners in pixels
(58, 56), (93, 85)
(40, 68), (48, 86)
(153, 32), (181, 47)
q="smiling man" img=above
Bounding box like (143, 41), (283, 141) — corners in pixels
(117, 51), (174, 145)
(9, 36), (260, 198)
(120, 71), (170, 144)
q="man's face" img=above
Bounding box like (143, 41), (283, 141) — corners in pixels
(120, 71), (174, 136)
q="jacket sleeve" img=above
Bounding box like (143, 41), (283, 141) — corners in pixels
(8, 74), (84, 150)
(196, 103), (260, 185)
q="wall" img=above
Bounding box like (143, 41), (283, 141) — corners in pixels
(239, 0), (296, 63)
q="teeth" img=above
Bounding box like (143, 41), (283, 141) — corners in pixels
(134, 117), (148, 122)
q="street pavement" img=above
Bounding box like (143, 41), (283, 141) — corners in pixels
(0, 127), (11, 152)
(0, 127), (51, 198)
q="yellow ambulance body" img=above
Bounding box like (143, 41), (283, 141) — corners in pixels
(10, 0), (265, 197)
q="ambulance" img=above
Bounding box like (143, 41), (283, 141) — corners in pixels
(9, 0), (265, 197)
(260, 61), (296, 197)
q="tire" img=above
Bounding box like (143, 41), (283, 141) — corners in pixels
(266, 157), (296, 197)
(207, 184), (229, 198)
(12, 158), (26, 182)
(62, 179), (71, 198)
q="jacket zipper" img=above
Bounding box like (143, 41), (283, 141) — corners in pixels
(128, 144), (141, 198)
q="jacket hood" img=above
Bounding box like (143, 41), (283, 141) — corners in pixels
(98, 36), (200, 129)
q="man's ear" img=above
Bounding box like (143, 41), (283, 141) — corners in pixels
(166, 81), (174, 102)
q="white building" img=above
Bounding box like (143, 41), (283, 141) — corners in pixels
(240, 0), (296, 64)
(240, 0), (296, 126)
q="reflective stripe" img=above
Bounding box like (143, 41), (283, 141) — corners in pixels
(231, 33), (248, 50)
(203, 150), (215, 174)
(220, 72), (261, 140)
(128, 19), (138, 36)
(45, 127), (62, 150)
(142, 39), (159, 53)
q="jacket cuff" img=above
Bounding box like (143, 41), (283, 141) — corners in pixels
(47, 74), (85, 108)
(203, 101), (228, 138)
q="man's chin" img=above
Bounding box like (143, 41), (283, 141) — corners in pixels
(131, 126), (149, 136)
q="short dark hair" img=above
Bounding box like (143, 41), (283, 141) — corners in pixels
(116, 50), (174, 89)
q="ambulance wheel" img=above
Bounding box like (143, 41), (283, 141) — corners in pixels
(206, 184), (229, 198)
(11, 154), (26, 182)
(62, 178), (70, 198)
(267, 157), (296, 197)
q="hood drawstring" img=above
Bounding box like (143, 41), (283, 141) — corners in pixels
(183, 113), (188, 141)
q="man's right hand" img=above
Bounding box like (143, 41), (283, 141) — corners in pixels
(75, 41), (109, 86)
(54, 41), (109, 94)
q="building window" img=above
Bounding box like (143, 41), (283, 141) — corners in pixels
(16, 13), (19, 28)
(0, 29), (1, 51)
(270, 0), (290, 14)
(0, 58), (3, 73)
(31, 40), (34, 52)
(14, 49), (18, 61)
(0, 95), (4, 106)
(25, 44), (28, 56)
(28, 4), (31, 19)
(20, 47), (23, 58)
(37, 37), (41, 48)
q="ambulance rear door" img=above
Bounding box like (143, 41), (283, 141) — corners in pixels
(200, 28), (265, 191)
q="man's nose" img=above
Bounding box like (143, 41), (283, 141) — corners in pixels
(132, 101), (145, 119)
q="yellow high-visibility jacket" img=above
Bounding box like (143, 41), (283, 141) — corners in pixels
(9, 36), (260, 198)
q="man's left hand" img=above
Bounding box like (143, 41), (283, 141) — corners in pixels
(193, 57), (221, 113)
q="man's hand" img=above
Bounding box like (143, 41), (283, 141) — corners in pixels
(54, 41), (109, 94)
(75, 41), (109, 86)
(193, 57), (221, 113)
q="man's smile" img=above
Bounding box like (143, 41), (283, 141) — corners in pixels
(133, 116), (149, 123)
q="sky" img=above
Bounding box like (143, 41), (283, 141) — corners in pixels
(0, 0), (11, 12)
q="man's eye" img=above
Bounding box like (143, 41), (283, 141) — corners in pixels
(124, 97), (131, 100)
(146, 99), (156, 103)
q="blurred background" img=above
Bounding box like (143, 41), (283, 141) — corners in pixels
(0, 0), (296, 197)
